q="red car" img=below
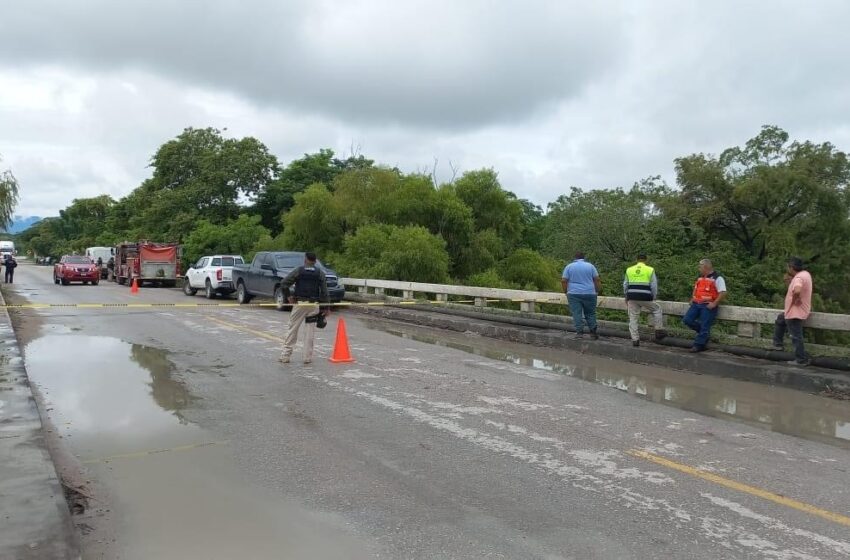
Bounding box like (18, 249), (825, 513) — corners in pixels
(54, 255), (100, 286)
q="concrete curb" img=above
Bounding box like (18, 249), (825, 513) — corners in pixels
(353, 306), (850, 393)
(0, 289), (80, 560)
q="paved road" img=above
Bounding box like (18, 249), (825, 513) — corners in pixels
(6, 262), (850, 559)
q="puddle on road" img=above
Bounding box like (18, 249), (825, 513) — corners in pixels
(25, 335), (199, 459)
(364, 320), (850, 449)
(23, 334), (371, 560)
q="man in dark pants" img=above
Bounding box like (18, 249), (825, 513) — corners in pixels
(773, 257), (813, 366)
(682, 259), (727, 352)
(561, 251), (602, 340)
(3, 255), (17, 283)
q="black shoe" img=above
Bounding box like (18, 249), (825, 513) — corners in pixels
(590, 330), (599, 340)
(573, 333), (584, 340)
(688, 346), (705, 353)
(654, 330), (667, 341)
(632, 340), (640, 347)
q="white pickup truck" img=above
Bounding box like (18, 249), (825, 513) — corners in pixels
(182, 255), (245, 299)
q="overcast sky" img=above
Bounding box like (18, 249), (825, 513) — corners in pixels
(2, 0), (849, 218)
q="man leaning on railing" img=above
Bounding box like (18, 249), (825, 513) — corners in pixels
(773, 257), (813, 367)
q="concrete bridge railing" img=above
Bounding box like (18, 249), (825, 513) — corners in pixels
(340, 278), (850, 340)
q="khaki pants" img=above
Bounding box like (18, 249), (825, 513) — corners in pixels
(627, 300), (663, 341)
(282, 303), (320, 361)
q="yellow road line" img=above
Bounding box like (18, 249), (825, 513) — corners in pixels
(207, 315), (284, 342)
(628, 449), (850, 528)
(81, 440), (229, 464)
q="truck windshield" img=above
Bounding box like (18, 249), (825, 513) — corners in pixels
(219, 257), (239, 266)
(66, 256), (90, 264)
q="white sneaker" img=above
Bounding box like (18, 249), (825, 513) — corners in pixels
(278, 356), (291, 364)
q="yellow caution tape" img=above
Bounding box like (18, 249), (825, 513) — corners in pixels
(1, 299), (482, 309)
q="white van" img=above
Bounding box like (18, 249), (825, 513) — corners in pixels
(85, 247), (114, 278)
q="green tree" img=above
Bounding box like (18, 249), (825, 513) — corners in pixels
(133, 128), (279, 240)
(454, 169), (524, 251)
(280, 184), (344, 254)
(674, 125), (850, 262)
(182, 214), (270, 265)
(517, 198), (545, 250)
(500, 248), (562, 291)
(674, 125), (850, 308)
(336, 224), (393, 278)
(58, 195), (116, 247)
(465, 268), (515, 289)
(336, 224), (449, 283)
(542, 187), (650, 271)
(456, 229), (503, 278)
(0, 156), (20, 230)
(252, 149), (374, 233)
(428, 185), (475, 274)
(383, 226), (449, 283)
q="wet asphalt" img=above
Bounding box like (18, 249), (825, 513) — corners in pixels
(6, 262), (850, 559)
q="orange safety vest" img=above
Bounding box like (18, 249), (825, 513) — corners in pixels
(692, 272), (720, 303)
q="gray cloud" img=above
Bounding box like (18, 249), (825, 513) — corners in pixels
(0, 1), (625, 128)
(3, 1), (850, 218)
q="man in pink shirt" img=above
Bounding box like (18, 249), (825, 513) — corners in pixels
(772, 257), (813, 366)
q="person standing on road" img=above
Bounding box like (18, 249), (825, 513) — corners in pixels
(623, 253), (665, 347)
(561, 252), (602, 340)
(683, 259), (727, 353)
(3, 254), (17, 284)
(773, 257), (813, 366)
(279, 252), (329, 365)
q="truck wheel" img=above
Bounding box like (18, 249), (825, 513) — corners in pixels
(236, 282), (252, 304)
(92, 280), (99, 286)
(54, 274), (59, 285)
(205, 279), (216, 299)
(61, 278), (69, 286)
(183, 279), (197, 296)
(274, 286), (287, 311)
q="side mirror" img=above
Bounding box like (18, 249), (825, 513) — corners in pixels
(260, 264), (274, 271)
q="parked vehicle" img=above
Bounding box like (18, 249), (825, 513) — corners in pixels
(0, 240), (15, 259)
(183, 255), (245, 299)
(54, 255), (100, 286)
(113, 241), (181, 287)
(85, 246), (114, 279)
(232, 251), (345, 310)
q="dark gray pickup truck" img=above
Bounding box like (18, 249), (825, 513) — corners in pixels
(232, 251), (345, 310)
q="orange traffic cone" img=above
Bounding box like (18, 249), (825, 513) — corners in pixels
(329, 318), (354, 363)
(130, 277), (139, 294)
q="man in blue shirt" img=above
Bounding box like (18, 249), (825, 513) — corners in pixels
(561, 252), (602, 339)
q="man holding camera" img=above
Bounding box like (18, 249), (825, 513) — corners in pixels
(279, 252), (330, 365)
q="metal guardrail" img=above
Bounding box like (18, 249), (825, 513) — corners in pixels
(341, 278), (850, 339)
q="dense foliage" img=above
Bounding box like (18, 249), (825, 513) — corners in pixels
(18, 126), (850, 318)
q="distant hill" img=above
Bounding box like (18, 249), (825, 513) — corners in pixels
(3, 216), (42, 234)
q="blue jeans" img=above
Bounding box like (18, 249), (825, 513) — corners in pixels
(683, 302), (717, 349)
(568, 294), (598, 333)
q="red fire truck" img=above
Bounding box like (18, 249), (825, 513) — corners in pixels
(113, 241), (181, 287)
